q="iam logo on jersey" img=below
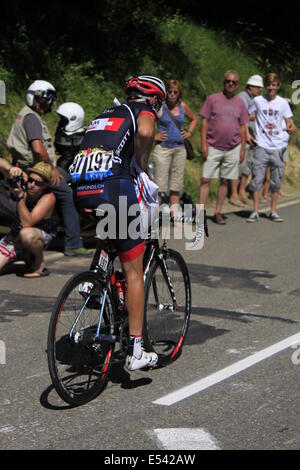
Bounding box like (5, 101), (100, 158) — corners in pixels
(87, 117), (125, 133)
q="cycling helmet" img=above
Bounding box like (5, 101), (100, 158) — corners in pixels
(125, 75), (166, 102)
(56, 102), (85, 134)
(26, 80), (57, 109)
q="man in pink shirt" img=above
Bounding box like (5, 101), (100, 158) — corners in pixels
(199, 71), (249, 224)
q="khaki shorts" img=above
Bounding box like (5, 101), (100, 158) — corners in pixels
(202, 144), (241, 180)
(152, 144), (186, 193)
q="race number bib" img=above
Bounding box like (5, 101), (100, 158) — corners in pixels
(69, 147), (114, 182)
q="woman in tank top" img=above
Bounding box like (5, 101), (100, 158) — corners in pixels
(151, 79), (197, 220)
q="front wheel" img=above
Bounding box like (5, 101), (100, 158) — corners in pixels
(47, 271), (116, 406)
(143, 249), (191, 366)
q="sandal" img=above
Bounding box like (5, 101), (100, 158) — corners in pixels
(23, 267), (50, 278)
(228, 198), (245, 208)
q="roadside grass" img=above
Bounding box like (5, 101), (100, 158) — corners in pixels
(0, 15), (299, 200)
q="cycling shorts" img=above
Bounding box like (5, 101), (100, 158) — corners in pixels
(74, 177), (145, 263)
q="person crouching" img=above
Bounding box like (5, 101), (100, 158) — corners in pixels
(0, 160), (56, 277)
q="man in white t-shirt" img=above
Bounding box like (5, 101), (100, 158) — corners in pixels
(247, 73), (294, 223)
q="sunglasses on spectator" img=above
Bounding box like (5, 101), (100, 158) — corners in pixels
(225, 79), (239, 85)
(28, 176), (45, 187)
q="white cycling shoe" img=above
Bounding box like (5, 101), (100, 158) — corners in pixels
(125, 350), (158, 371)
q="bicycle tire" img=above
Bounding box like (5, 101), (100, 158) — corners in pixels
(47, 271), (116, 406)
(143, 248), (191, 366)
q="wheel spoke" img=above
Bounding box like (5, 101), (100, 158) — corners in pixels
(143, 250), (191, 365)
(48, 272), (115, 406)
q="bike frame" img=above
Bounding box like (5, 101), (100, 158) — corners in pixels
(68, 235), (178, 347)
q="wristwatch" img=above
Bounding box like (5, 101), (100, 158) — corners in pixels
(16, 194), (24, 201)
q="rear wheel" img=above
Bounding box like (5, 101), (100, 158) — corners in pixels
(143, 249), (191, 366)
(47, 271), (116, 406)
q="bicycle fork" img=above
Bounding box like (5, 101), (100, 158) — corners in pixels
(156, 253), (177, 312)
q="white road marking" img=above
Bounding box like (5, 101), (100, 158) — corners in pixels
(26, 371), (49, 379)
(0, 425), (16, 433)
(153, 331), (300, 406)
(151, 428), (220, 450)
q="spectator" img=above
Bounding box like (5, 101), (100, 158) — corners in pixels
(199, 70), (248, 224)
(54, 102), (86, 173)
(230, 75), (264, 205)
(0, 160), (56, 277)
(247, 73), (295, 223)
(152, 79), (197, 220)
(262, 98), (297, 200)
(6, 80), (92, 257)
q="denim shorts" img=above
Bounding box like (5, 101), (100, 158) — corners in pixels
(249, 146), (285, 193)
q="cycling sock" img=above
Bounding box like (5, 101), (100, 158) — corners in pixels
(128, 334), (142, 359)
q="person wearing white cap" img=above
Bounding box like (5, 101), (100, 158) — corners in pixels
(229, 74), (264, 206)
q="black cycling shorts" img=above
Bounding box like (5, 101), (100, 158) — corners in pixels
(74, 177), (145, 263)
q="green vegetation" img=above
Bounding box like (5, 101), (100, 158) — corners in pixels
(1, 11), (299, 202)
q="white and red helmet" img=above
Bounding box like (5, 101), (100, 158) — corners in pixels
(125, 75), (166, 102)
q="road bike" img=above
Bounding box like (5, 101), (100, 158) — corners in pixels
(47, 211), (191, 406)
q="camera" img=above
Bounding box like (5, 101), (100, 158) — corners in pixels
(8, 175), (27, 193)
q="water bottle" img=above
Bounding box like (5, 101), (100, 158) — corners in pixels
(115, 271), (126, 308)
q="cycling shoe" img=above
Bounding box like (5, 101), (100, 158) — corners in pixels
(125, 350), (158, 371)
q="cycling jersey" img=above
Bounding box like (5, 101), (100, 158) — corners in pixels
(69, 102), (156, 183)
(72, 101), (157, 263)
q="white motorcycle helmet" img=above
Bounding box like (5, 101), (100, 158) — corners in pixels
(26, 80), (57, 109)
(56, 102), (85, 134)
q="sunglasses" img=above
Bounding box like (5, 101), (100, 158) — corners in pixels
(36, 89), (57, 105)
(225, 79), (239, 85)
(28, 176), (45, 187)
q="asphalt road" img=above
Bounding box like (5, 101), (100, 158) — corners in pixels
(0, 198), (300, 451)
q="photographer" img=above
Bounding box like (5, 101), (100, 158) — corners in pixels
(6, 81), (91, 257)
(0, 159), (56, 277)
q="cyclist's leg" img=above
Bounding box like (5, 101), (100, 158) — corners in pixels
(121, 253), (144, 337)
(118, 243), (158, 370)
(121, 253), (145, 364)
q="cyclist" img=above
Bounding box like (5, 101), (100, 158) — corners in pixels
(70, 75), (166, 371)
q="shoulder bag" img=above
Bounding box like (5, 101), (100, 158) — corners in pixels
(163, 105), (195, 160)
